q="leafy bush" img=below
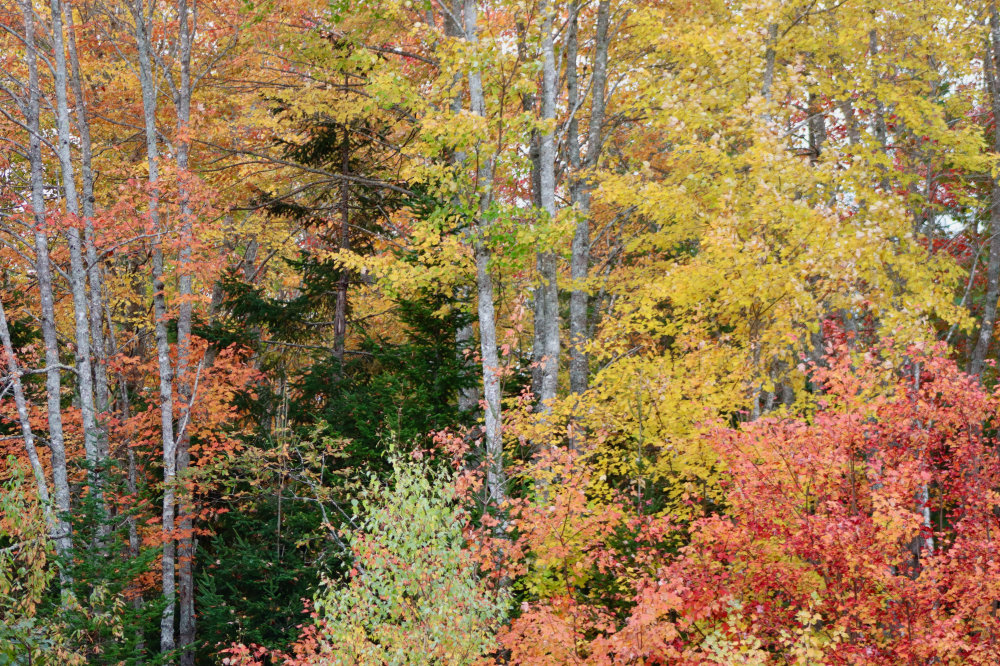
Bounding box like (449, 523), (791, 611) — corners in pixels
(226, 450), (509, 665)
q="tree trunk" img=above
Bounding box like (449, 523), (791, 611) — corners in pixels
(22, 0), (73, 565)
(174, 0), (196, 666)
(172, 1), (197, 660)
(566, 1), (583, 400)
(464, 0), (507, 511)
(449, 0), (480, 414)
(569, 0), (611, 393)
(0, 298), (56, 536)
(534, 0), (560, 413)
(569, 0), (610, 396)
(971, 5), (1000, 378)
(49, 0), (107, 536)
(761, 23), (778, 102)
(64, 0), (111, 463)
(130, 0), (179, 654)
(807, 91), (826, 164)
(333, 121), (351, 370)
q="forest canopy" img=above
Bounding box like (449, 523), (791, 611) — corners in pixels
(1, 0), (1000, 663)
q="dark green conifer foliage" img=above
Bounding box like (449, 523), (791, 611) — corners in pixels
(192, 52), (476, 654)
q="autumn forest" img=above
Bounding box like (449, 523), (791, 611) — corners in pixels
(3, 0), (1000, 663)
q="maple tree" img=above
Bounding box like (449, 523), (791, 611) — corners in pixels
(500, 342), (1000, 664)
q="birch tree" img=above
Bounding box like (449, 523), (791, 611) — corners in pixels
(127, 0), (180, 653)
(461, 0), (507, 510)
(46, 0), (106, 521)
(20, 0), (74, 564)
(533, 0), (559, 412)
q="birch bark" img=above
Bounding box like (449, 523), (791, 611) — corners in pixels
(64, 0), (111, 460)
(534, 0), (560, 412)
(129, 0), (180, 653)
(463, 0), (507, 509)
(446, 0), (480, 414)
(172, 1), (197, 659)
(0, 298), (55, 536)
(22, 0), (73, 563)
(47, 0), (105, 527)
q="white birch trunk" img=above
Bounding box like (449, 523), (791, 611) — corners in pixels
(172, 1), (197, 659)
(48, 0), (106, 528)
(447, 0), (480, 414)
(534, 0), (560, 412)
(130, 0), (179, 653)
(64, 0), (111, 460)
(22, 0), (73, 563)
(0, 298), (56, 535)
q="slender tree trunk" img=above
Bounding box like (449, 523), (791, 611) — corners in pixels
(464, 0), (506, 510)
(64, 0), (111, 462)
(333, 120), (351, 370)
(475, 244), (505, 507)
(174, 0), (196, 666)
(566, 4), (581, 184)
(520, 16), (544, 400)
(566, 1), (583, 400)
(971, 5), (1000, 378)
(761, 23), (778, 102)
(534, 0), (559, 413)
(807, 91), (826, 164)
(130, 0), (179, 654)
(569, 0), (610, 395)
(173, 2), (197, 660)
(0, 298), (55, 534)
(48, 0), (105, 521)
(447, 0), (480, 414)
(839, 98), (862, 147)
(22, 0), (73, 565)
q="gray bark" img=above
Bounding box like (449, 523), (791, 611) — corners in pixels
(534, 0), (559, 412)
(475, 241), (505, 508)
(568, 0), (610, 395)
(839, 99), (862, 147)
(761, 23), (778, 102)
(22, 0), (73, 563)
(566, 1), (584, 397)
(807, 91), (826, 164)
(129, 0), (179, 653)
(0, 298), (55, 534)
(464, 0), (506, 510)
(48, 0), (105, 524)
(449, 0), (480, 413)
(971, 5), (1000, 378)
(521, 20), (543, 398)
(64, 0), (111, 461)
(172, 1), (196, 660)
